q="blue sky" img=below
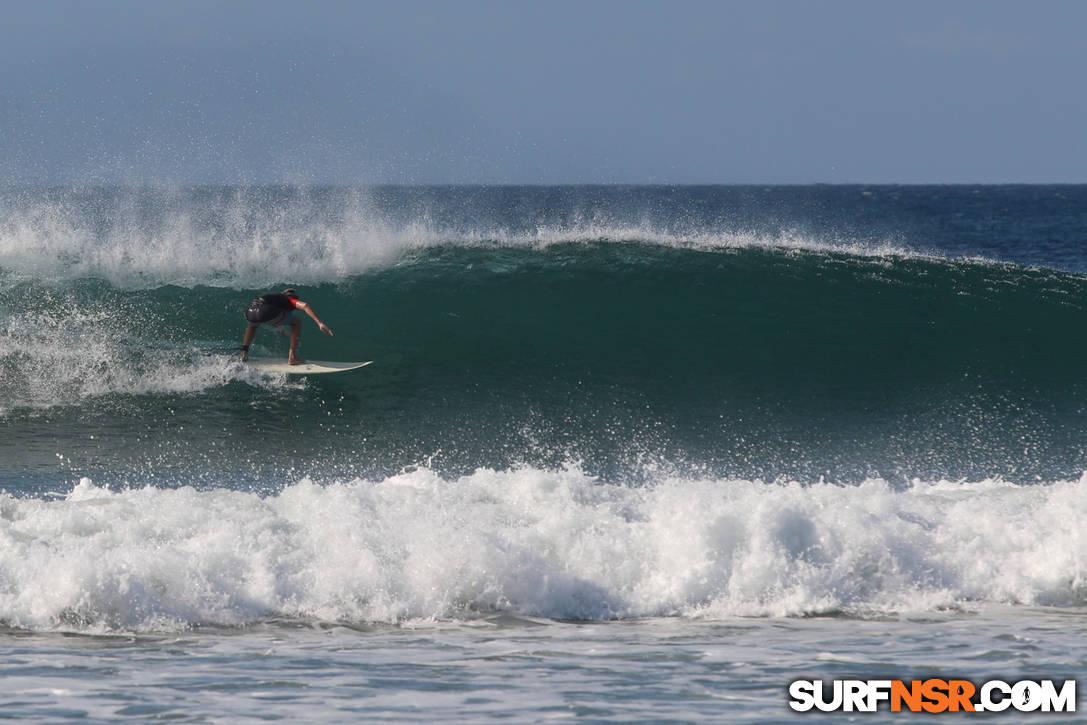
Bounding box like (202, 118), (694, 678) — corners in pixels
(2, 0), (1084, 184)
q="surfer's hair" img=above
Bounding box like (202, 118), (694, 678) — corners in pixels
(283, 288), (298, 297)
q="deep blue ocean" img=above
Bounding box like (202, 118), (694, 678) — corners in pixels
(1, 185), (1085, 721)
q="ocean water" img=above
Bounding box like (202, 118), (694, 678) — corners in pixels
(2, 185), (1086, 721)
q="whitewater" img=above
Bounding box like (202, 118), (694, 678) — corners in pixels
(4, 472), (1087, 631)
(2, 185), (1086, 721)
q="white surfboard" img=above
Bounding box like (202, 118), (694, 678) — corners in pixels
(246, 358), (373, 375)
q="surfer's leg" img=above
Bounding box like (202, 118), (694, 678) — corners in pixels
(288, 318), (304, 365)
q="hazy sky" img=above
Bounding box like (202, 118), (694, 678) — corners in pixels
(2, 0), (1084, 184)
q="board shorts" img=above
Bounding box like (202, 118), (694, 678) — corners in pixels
(265, 310), (296, 327)
(245, 299), (298, 327)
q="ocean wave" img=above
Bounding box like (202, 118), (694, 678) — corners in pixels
(3, 239), (1087, 483)
(1, 470), (1085, 633)
(4, 187), (1087, 484)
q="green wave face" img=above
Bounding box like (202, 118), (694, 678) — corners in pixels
(4, 241), (1086, 486)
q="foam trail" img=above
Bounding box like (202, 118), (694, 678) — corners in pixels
(1, 470), (1084, 632)
(0, 296), (275, 415)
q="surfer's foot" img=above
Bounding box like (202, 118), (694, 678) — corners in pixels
(288, 358), (305, 366)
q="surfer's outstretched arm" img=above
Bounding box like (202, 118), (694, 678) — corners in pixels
(294, 301), (333, 336)
(239, 325), (256, 361)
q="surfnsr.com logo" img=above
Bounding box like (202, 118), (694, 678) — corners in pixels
(788, 679), (1077, 713)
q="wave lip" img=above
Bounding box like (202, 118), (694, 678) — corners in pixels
(0, 185), (1024, 289)
(1, 471), (1084, 633)
(6, 184), (1087, 290)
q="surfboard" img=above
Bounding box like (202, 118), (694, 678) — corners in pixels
(246, 358), (373, 375)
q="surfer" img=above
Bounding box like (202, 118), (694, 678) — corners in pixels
(240, 288), (333, 365)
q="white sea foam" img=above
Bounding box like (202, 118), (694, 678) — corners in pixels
(1, 470), (1084, 632)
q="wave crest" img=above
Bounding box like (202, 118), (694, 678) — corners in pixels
(0, 186), (941, 289)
